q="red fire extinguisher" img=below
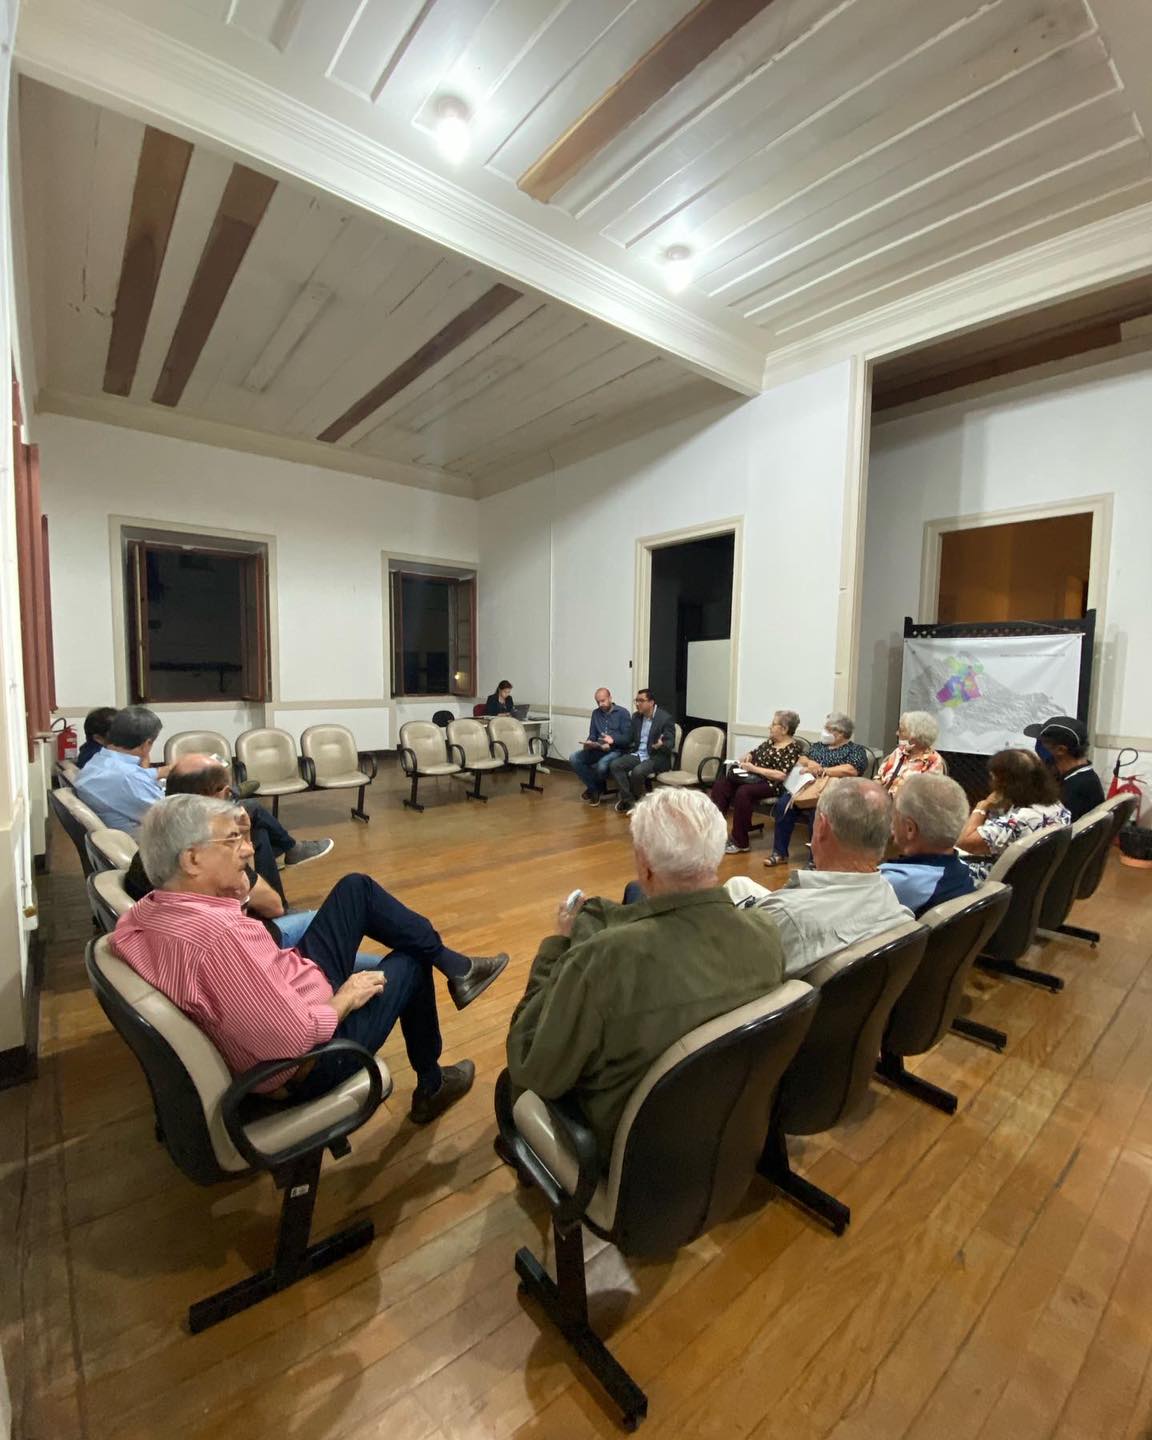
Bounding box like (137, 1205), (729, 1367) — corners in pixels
(52, 716), (79, 763)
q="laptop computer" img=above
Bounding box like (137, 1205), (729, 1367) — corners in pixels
(512, 703), (531, 721)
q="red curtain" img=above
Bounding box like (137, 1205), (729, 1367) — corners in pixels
(13, 378), (54, 757)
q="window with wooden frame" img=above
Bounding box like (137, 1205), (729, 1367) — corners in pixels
(124, 529), (270, 703)
(389, 566), (476, 697)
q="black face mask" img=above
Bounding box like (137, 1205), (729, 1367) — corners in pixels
(1035, 740), (1056, 767)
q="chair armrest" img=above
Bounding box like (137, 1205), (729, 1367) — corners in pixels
(492, 739), (510, 764)
(494, 1070), (599, 1231)
(529, 735), (546, 758)
(398, 745), (417, 778)
(698, 754), (722, 786)
(220, 1039), (384, 1171)
(233, 758), (248, 785)
(300, 756), (317, 787)
(448, 743), (466, 768)
(357, 751), (378, 781)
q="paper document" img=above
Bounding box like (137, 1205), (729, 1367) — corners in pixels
(783, 765), (814, 797)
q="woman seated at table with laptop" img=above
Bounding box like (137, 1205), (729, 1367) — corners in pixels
(485, 680), (516, 716)
(709, 708), (803, 855)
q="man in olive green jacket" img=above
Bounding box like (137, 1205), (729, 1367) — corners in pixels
(506, 788), (786, 1168)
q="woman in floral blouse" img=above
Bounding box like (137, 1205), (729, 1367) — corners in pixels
(876, 710), (946, 797)
(956, 747), (1070, 883)
(710, 709), (803, 854)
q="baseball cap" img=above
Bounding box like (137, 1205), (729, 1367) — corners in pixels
(1023, 715), (1088, 748)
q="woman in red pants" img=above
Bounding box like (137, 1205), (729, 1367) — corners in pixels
(710, 709), (803, 854)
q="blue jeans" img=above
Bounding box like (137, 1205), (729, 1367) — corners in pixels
(290, 874), (469, 1099)
(771, 794), (813, 858)
(274, 910), (317, 948)
(569, 746), (618, 795)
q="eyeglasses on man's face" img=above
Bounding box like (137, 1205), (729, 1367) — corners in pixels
(194, 829), (249, 853)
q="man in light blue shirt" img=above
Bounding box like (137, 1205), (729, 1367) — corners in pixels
(74, 706), (166, 833)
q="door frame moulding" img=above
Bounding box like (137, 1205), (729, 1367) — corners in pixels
(917, 494), (1113, 736)
(632, 518), (744, 753)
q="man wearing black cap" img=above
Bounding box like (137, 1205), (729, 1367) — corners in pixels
(1023, 716), (1105, 820)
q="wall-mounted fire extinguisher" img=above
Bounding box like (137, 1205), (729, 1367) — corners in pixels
(52, 716), (78, 764)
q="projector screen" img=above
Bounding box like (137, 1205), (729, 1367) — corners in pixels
(900, 632), (1084, 755)
(686, 639), (731, 722)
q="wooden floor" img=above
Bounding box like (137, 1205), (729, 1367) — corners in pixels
(4, 762), (1152, 1440)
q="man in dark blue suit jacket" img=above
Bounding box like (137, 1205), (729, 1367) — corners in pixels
(608, 689), (677, 813)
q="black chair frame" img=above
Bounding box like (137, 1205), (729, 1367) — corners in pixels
(976, 828), (1071, 993)
(49, 789), (97, 879)
(86, 943), (388, 1332)
(448, 740), (499, 802)
(491, 733), (546, 794)
(299, 750), (377, 823)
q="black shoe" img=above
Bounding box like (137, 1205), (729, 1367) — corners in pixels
(615, 799), (633, 814)
(447, 953), (509, 1010)
(588, 793), (602, 807)
(409, 1061), (475, 1125)
(580, 788), (593, 801)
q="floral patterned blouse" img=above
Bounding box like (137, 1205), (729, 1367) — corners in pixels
(877, 746), (946, 795)
(961, 802), (1070, 883)
(736, 739), (803, 797)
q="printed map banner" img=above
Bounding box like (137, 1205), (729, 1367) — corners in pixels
(900, 634), (1084, 756)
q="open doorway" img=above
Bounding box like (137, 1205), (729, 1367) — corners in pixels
(937, 513), (1092, 623)
(646, 532), (735, 730)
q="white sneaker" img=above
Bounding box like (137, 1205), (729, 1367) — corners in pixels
(724, 841), (749, 854)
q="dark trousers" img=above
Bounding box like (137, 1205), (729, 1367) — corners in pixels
(709, 775), (780, 848)
(291, 874), (468, 1098)
(771, 794), (813, 858)
(244, 801), (295, 902)
(609, 753), (667, 801)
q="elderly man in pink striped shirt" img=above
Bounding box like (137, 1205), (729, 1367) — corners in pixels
(113, 794), (507, 1124)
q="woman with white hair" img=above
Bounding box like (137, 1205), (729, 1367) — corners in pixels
(765, 711), (869, 869)
(876, 710), (946, 797)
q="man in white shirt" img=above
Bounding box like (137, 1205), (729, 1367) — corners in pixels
(725, 778), (912, 975)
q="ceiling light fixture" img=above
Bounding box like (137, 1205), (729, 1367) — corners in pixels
(435, 96), (472, 164)
(663, 244), (694, 294)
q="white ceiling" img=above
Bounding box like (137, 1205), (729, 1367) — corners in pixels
(14, 0), (1152, 491)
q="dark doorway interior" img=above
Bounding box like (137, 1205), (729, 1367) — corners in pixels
(648, 533), (734, 731)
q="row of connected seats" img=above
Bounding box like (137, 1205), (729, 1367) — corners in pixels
(399, 715), (547, 810)
(496, 791), (1136, 1425)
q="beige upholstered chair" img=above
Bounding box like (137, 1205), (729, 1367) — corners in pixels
(489, 714), (545, 794)
(656, 724), (725, 788)
(760, 920), (928, 1234)
(977, 824), (1072, 991)
(300, 724), (377, 822)
(87, 869), (135, 933)
(876, 884), (1012, 1112)
(56, 759), (81, 787)
(49, 787), (106, 877)
(234, 728), (308, 816)
(86, 827), (139, 874)
(398, 721), (461, 812)
(447, 718), (505, 802)
(495, 980), (819, 1427)
(86, 936), (391, 1332)
(163, 730), (232, 767)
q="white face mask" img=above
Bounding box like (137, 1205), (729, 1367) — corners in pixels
(820, 729), (835, 744)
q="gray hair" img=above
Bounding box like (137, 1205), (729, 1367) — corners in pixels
(895, 773), (969, 850)
(138, 794), (239, 886)
(899, 710), (939, 748)
(773, 708), (800, 736)
(629, 787), (726, 886)
(816, 778), (891, 858)
(108, 705), (162, 749)
(825, 712), (855, 739)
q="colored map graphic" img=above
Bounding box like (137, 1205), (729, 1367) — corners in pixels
(935, 659), (983, 707)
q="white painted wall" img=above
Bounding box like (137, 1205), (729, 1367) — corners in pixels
(859, 358), (1152, 783)
(478, 361), (864, 761)
(37, 414), (479, 751)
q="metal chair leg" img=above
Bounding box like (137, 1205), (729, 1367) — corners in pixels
(465, 770), (488, 802)
(951, 1016), (1008, 1051)
(977, 954), (1064, 992)
(875, 1048), (957, 1115)
(350, 783), (369, 822)
(520, 764), (543, 794)
(1057, 922), (1100, 946)
(758, 1120), (849, 1235)
(403, 772), (424, 812)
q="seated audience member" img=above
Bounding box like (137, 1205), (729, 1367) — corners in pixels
(121, 802), (316, 943)
(876, 710), (946, 797)
(710, 708), (803, 854)
(1023, 715), (1105, 820)
(114, 794), (508, 1118)
(568, 688), (632, 805)
(77, 707), (118, 768)
(485, 681), (516, 716)
(880, 773), (976, 916)
(765, 712), (870, 868)
(505, 788), (785, 1168)
(726, 779), (912, 974)
(955, 748), (1070, 883)
(75, 706), (166, 831)
(608, 688), (677, 813)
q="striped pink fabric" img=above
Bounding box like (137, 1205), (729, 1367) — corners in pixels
(112, 890), (337, 1090)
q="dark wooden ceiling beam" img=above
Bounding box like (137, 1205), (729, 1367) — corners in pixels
(317, 282), (522, 444)
(518, 0), (778, 203)
(103, 127), (193, 397)
(152, 164), (277, 408)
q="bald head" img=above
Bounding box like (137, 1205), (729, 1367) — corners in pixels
(594, 687), (613, 712)
(166, 754), (232, 799)
(812, 778), (893, 872)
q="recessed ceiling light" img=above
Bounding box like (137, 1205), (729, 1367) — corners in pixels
(663, 244), (694, 294)
(435, 96), (472, 164)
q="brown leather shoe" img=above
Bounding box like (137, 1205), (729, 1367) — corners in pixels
(409, 1061), (475, 1124)
(447, 953), (509, 1010)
